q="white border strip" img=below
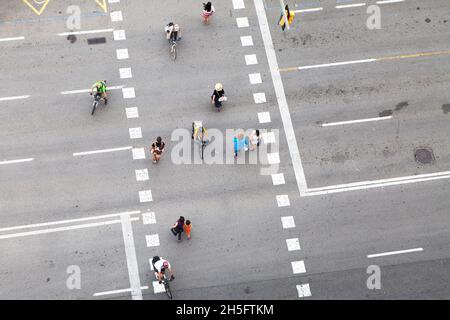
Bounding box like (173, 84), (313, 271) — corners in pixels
(321, 116), (392, 127)
(336, 3), (366, 9)
(297, 59), (376, 70)
(292, 7), (323, 13)
(57, 28), (114, 36)
(73, 146), (132, 156)
(61, 85), (124, 95)
(376, 0), (404, 4)
(368, 247), (423, 258)
(0, 37), (25, 42)
(0, 158), (34, 165)
(0, 95), (30, 102)
(93, 286), (148, 297)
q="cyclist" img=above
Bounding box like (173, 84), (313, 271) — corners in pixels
(192, 122), (210, 145)
(90, 80), (108, 105)
(165, 22), (181, 43)
(150, 136), (165, 163)
(152, 256), (175, 284)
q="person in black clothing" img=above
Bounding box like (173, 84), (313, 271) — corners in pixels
(171, 216), (185, 241)
(211, 83), (226, 111)
(151, 136), (165, 163)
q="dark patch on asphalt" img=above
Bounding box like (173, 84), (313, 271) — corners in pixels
(244, 286), (252, 294)
(415, 147), (434, 164)
(331, 152), (350, 163)
(425, 18), (431, 23)
(87, 37), (106, 45)
(395, 101), (408, 111)
(316, 120), (323, 126)
(442, 104), (450, 114)
(379, 110), (393, 117)
(46, 278), (50, 282)
(417, 7), (420, 10)
(67, 34), (76, 43)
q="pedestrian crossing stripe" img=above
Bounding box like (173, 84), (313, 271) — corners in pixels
(22, 0), (51, 16)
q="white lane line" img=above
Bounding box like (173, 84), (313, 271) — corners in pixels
(0, 218), (139, 240)
(113, 29), (126, 40)
(253, 92), (266, 103)
(254, 0), (308, 194)
(292, 7), (323, 13)
(240, 35), (254, 46)
(276, 194), (290, 207)
(93, 286), (148, 297)
(286, 238), (301, 251)
(73, 146), (132, 156)
(0, 36), (25, 42)
(119, 68), (132, 79)
(145, 234), (160, 247)
(258, 111), (271, 123)
(232, 0), (245, 9)
(336, 3), (366, 9)
(321, 116), (392, 127)
(236, 17), (249, 28)
(297, 59), (376, 71)
(139, 190), (153, 202)
(367, 247), (423, 258)
(129, 127), (142, 139)
(249, 73), (262, 84)
(377, 0), (404, 4)
(132, 148), (146, 160)
(142, 211), (156, 224)
(305, 170), (450, 196)
(120, 213), (143, 300)
(272, 173), (285, 185)
(0, 95), (30, 102)
(116, 48), (129, 60)
(0, 158), (34, 165)
(296, 284), (312, 298)
(292, 261), (306, 274)
(0, 210), (140, 232)
(110, 11), (123, 22)
(126, 107), (139, 118)
(57, 28), (114, 36)
(108, 0), (120, 3)
(281, 216), (296, 229)
(135, 168), (149, 181)
(61, 85), (124, 95)
(245, 54), (258, 65)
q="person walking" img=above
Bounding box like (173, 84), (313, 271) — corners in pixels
(183, 220), (192, 240)
(211, 83), (226, 112)
(202, 2), (215, 24)
(249, 129), (261, 151)
(150, 136), (165, 163)
(171, 216), (185, 241)
(234, 132), (249, 158)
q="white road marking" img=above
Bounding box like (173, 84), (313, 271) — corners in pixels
(108, 0), (120, 3)
(145, 234), (160, 247)
(119, 67), (132, 79)
(0, 210), (140, 233)
(113, 29), (126, 40)
(367, 247), (423, 258)
(110, 11), (123, 22)
(292, 261), (306, 274)
(73, 146), (132, 156)
(245, 54), (258, 65)
(262, 131), (276, 143)
(236, 17), (249, 28)
(135, 168), (149, 181)
(132, 148), (146, 160)
(0, 158), (34, 165)
(286, 238), (301, 251)
(240, 35), (254, 46)
(296, 284), (312, 298)
(249, 73), (262, 84)
(377, 0), (404, 4)
(272, 173), (285, 185)
(254, 0), (308, 194)
(149, 258), (154, 270)
(258, 111), (271, 123)
(57, 28), (114, 36)
(152, 280), (166, 294)
(129, 127), (142, 139)
(126, 107), (139, 118)
(122, 87), (135, 98)
(297, 59), (376, 71)
(321, 115), (392, 127)
(0, 36), (25, 42)
(61, 85), (124, 95)
(292, 7), (323, 13)
(276, 195), (290, 207)
(142, 211), (156, 224)
(0, 95), (30, 102)
(336, 3), (366, 9)
(120, 213), (143, 300)
(304, 171), (450, 196)
(267, 152), (280, 164)
(116, 48), (129, 60)
(0, 218), (138, 240)
(93, 286), (148, 297)
(253, 92), (266, 103)
(232, 0), (245, 9)
(281, 216), (295, 229)
(139, 190), (153, 202)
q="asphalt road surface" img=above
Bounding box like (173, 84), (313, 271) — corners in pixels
(0, 0), (449, 300)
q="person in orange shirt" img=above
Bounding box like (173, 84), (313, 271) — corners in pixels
(183, 220), (192, 240)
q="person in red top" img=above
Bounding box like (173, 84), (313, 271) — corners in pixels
(183, 220), (192, 240)
(202, 2), (215, 24)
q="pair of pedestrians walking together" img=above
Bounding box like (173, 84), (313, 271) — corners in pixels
(171, 216), (192, 241)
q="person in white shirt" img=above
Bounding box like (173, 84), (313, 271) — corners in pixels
(152, 256), (175, 283)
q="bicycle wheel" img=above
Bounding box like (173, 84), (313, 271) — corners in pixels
(170, 43), (177, 61)
(164, 281), (173, 299)
(91, 100), (98, 115)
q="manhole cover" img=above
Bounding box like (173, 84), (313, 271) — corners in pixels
(414, 147), (434, 164)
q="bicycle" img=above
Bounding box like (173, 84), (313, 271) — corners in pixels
(169, 39), (177, 61)
(162, 274), (173, 299)
(91, 93), (101, 115)
(192, 122), (208, 160)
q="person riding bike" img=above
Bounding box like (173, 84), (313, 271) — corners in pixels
(192, 122), (210, 145)
(165, 22), (181, 43)
(152, 256), (175, 284)
(90, 80), (108, 105)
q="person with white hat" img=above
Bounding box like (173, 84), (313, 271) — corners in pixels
(211, 83), (226, 111)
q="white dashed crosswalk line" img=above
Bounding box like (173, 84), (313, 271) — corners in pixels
(152, 281), (165, 294)
(116, 48), (129, 60)
(253, 92), (266, 103)
(240, 36), (254, 46)
(286, 238), (301, 251)
(145, 234), (159, 247)
(132, 148), (146, 160)
(236, 17), (249, 28)
(110, 11), (123, 22)
(113, 30), (126, 40)
(232, 0), (245, 9)
(249, 73), (262, 84)
(126, 107), (139, 118)
(119, 68), (132, 79)
(129, 127), (142, 139)
(267, 152), (280, 164)
(258, 112), (271, 123)
(262, 131), (275, 144)
(296, 284), (312, 298)
(291, 261), (306, 274)
(281, 216), (295, 229)
(276, 195), (290, 207)
(135, 169), (149, 181)
(245, 54), (258, 65)
(108, 0), (120, 3)
(122, 87), (135, 99)
(143, 211), (156, 225)
(139, 190), (153, 203)
(271, 173), (285, 185)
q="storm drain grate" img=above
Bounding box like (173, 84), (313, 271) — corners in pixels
(87, 37), (106, 45)
(414, 147), (434, 164)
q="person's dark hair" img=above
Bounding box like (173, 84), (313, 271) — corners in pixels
(255, 129), (260, 137)
(157, 136), (162, 143)
(204, 2), (212, 11)
(186, 220), (191, 225)
(179, 216), (185, 222)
